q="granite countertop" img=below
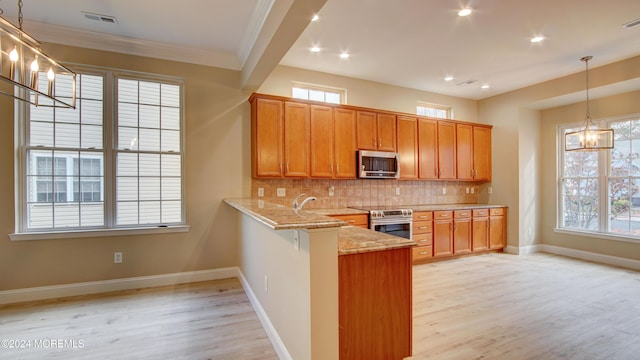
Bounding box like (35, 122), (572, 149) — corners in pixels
(311, 208), (369, 216)
(338, 226), (416, 255)
(224, 198), (347, 230)
(401, 203), (507, 212)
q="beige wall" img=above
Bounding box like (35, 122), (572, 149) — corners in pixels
(0, 44), (253, 291)
(258, 65), (480, 122)
(541, 90), (640, 260)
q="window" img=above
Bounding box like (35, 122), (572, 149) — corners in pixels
(417, 102), (451, 119)
(558, 115), (640, 239)
(291, 83), (344, 104)
(17, 68), (184, 234)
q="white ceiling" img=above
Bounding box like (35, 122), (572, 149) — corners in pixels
(2, 0), (640, 100)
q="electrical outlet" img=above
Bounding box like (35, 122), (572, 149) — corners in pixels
(465, 187), (470, 194)
(293, 230), (300, 251)
(488, 187), (493, 194)
(395, 187), (400, 195)
(471, 187), (475, 194)
(264, 275), (268, 292)
(442, 187), (447, 195)
(114, 252), (122, 264)
(328, 186), (335, 197)
(276, 188), (286, 197)
(258, 188), (264, 197)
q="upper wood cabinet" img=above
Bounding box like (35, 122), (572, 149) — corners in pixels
(310, 106), (357, 178)
(356, 111), (397, 151)
(252, 97), (284, 177)
(418, 118), (438, 179)
(457, 124), (492, 181)
(284, 102), (310, 177)
(456, 124), (473, 180)
(397, 116), (418, 180)
(437, 121), (457, 180)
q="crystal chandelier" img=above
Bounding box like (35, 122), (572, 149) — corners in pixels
(0, 0), (76, 108)
(564, 56), (613, 151)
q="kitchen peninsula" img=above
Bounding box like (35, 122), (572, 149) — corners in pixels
(224, 198), (415, 360)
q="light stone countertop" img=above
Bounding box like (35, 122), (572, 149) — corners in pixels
(311, 208), (369, 216)
(399, 203), (507, 212)
(337, 226), (416, 255)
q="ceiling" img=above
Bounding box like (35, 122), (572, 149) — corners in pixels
(2, 0), (640, 100)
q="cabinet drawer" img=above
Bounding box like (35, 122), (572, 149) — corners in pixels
(412, 245), (433, 260)
(434, 211), (453, 219)
(413, 221), (433, 234)
(413, 211), (432, 221)
(490, 208), (505, 216)
(330, 214), (368, 226)
(454, 210), (471, 219)
(472, 209), (489, 217)
(413, 232), (432, 246)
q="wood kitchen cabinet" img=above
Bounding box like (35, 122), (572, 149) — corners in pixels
(284, 102), (310, 177)
(397, 116), (418, 179)
(251, 97), (283, 177)
(472, 209), (489, 252)
(433, 211), (453, 257)
(356, 111), (397, 151)
(329, 213), (368, 229)
(333, 108), (358, 178)
(309, 105), (358, 179)
(489, 207), (507, 249)
(418, 118), (438, 179)
(339, 248), (412, 359)
(437, 121), (456, 179)
(457, 124), (492, 181)
(412, 211), (433, 261)
(453, 210), (472, 254)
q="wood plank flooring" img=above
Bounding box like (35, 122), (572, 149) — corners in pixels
(1, 253), (639, 359)
(412, 253), (640, 360)
(0, 278), (278, 360)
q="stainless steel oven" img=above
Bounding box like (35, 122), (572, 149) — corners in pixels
(369, 209), (413, 240)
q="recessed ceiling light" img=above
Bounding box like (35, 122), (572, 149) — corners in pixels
(310, 46), (321, 53)
(481, 84), (490, 89)
(458, 8), (472, 17)
(531, 36), (545, 43)
(340, 52), (350, 59)
(444, 76), (454, 81)
(311, 14), (319, 22)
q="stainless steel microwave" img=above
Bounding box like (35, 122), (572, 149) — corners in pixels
(358, 150), (400, 179)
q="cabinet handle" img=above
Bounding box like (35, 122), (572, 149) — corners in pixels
(440, 213), (448, 217)
(373, 138), (376, 147)
(419, 215), (428, 219)
(419, 251), (428, 255)
(472, 169), (476, 178)
(419, 226), (428, 230)
(286, 163), (289, 173)
(331, 164), (334, 173)
(279, 163), (282, 173)
(347, 220), (355, 223)
(379, 138), (382, 148)
(336, 164), (339, 173)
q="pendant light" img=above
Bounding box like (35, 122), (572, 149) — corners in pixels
(564, 56), (613, 151)
(0, 0), (76, 108)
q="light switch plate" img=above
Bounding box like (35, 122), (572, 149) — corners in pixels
(442, 187), (447, 195)
(276, 188), (286, 197)
(488, 187), (493, 194)
(258, 188), (264, 197)
(395, 187), (400, 195)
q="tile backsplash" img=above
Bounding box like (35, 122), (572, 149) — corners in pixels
(252, 179), (480, 209)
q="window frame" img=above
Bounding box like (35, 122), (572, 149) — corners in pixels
(11, 65), (189, 241)
(556, 113), (640, 243)
(291, 82), (346, 104)
(416, 102), (452, 119)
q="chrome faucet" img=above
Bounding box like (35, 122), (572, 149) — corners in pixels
(293, 193), (317, 210)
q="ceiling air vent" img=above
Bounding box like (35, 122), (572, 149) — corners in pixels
(456, 79), (477, 87)
(622, 17), (640, 29)
(82, 11), (118, 24)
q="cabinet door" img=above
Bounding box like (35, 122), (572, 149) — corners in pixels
(334, 108), (357, 178)
(433, 211), (453, 257)
(472, 216), (489, 251)
(310, 105), (334, 178)
(489, 208), (506, 250)
(453, 211), (472, 254)
(356, 111), (377, 150)
(252, 97), (283, 177)
(418, 119), (438, 179)
(377, 113), (397, 151)
(437, 121), (456, 179)
(456, 124), (473, 180)
(284, 102), (310, 177)
(473, 126), (492, 181)
(397, 116), (418, 179)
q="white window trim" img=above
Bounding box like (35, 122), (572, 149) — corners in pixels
(291, 81), (346, 104)
(12, 65), (188, 240)
(555, 113), (640, 243)
(416, 101), (452, 119)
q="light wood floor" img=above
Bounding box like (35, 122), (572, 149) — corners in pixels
(0, 278), (278, 360)
(1, 253), (639, 359)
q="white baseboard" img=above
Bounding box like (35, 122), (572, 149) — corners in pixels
(504, 244), (543, 255)
(539, 244), (640, 270)
(0, 267), (238, 305)
(237, 271), (291, 360)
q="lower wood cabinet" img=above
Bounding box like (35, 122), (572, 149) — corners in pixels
(453, 210), (472, 254)
(489, 208), (506, 249)
(472, 209), (489, 252)
(433, 211), (453, 257)
(329, 214), (368, 229)
(339, 248), (412, 359)
(412, 211), (433, 260)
